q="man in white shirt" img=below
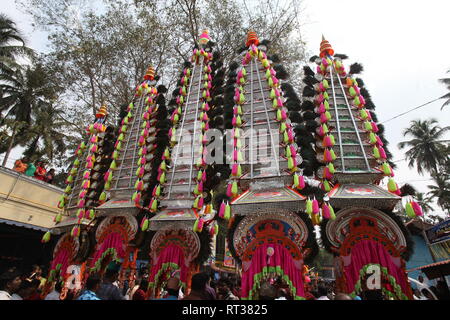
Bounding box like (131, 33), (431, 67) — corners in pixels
(316, 284), (330, 300)
(44, 281), (63, 300)
(0, 270), (22, 300)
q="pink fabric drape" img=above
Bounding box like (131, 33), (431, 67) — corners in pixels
(149, 244), (188, 285)
(91, 232), (126, 268)
(50, 247), (70, 276)
(343, 239), (410, 297)
(241, 243), (305, 299)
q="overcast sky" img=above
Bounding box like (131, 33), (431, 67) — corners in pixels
(2, 0), (449, 215)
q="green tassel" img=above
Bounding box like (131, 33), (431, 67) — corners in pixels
(99, 192), (107, 202)
(360, 109), (368, 120)
(151, 199), (158, 211)
(324, 100), (330, 110)
(322, 79), (329, 89)
(141, 219), (149, 232)
(232, 181), (238, 196)
(110, 160), (117, 170)
(55, 213), (62, 223)
(89, 209), (95, 220)
(369, 132), (377, 144)
(73, 159), (80, 167)
(329, 205), (336, 220)
(285, 146), (291, 157)
(293, 174), (299, 188)
(193, 197), (199, 209)
(405, 202), (416, 218)
(373, 147), (381, 159)
(323, 180), (331, 192)
(64, 185), (72, 193)
(104, 181), (111, 190)
(280, 122), (287, 133)
(306, 199), (313, 215)
(288, 157), (294, 170)
(67, 175), (74, 183)
(328, 163), (335, 174)
(193, 219), (199, 232)
(330, 149), (337, 161)
(112, 151), (119, 160)
(42, 231), (51, 243)
(118, 133), (125, 141)
(270, 89), (276, 99)
(224, 203), (231, 220)
(388, 178), (398, 192)
(364, 121), (373, 131)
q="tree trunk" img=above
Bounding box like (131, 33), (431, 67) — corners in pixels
(2, 123), (18, 167)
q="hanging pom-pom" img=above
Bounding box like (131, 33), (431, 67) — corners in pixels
(306, 199), (313, 215)
(150, 198), (158, 212)
(329, 204), (336, 220)
(322, 203), (331, 219)
(231, 181), (239, 197)
(405, 202), (416, 218)
(88, 209), (95, 220)
(54, 213), (63, 224)
(312, 198), (320, 214)
(388, 178), (398, 193)
(140, 217), (149, 232)
(41, 231), (51, 243)
(219, 201), (226, 219)
(322, 179), (331, 192)
(224, 203), (231, 221)
(71, 226), (80, 238)
(411, 201), (423, 217)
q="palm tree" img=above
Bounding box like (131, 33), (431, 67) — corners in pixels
(427, 174), (450, 215)
(22, 104), (69, 163)
(398, 119), (450, 176)
(439, 70), (450, 110)
(415, 192), (434, 215)
(0, 64), (59, 164)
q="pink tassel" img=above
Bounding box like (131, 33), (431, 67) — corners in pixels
(219, 201), (226, 219)
(316, 94), (324, 104)
(318, 102), (326, 114)
(134, 192), (141, 204)
(312, 199), (320, 214)
(298, 175), (306, 190)
(319, 83), (325, 92)
(322, 203), (331, 219)
(323, 167), (333, 180)
(287, 129), (294, 143)
(138, 167), (145, 177)
(136, 180), (144, 191)
(359, 95), (366, 106)
(197, 218), (204, 232)
(232, 116), (237, 126)
(320, 113), (328, 124)
(198, 182), (204, 193)
(104, 171), (110, 182)
(290, 145), (297, 157)
(198, 197), (204, 208)
(78, 199), (85, 208)
(79, 191), (87, 199)
(323, 135), (332, 147)
(324, 149), (332, 162)
(226, 183), (233, 197)
(376, 136), (384, 146)
(203, 103), (210, 112)
(233, 149), (238, 162)
(274, 88), (281, 97)
(138, 136), (145, 145)
(379, 147), (387, 160)
(83, 172), (90, 180)
(411, 201), (423, 217)
(281, 109), (288, 120)
(86, 161), (93, 169)
(277, 98), (284, 108)
(232, 163), (239, 176)
(371, 122), (379, 133)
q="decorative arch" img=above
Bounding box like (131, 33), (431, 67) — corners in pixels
(232, 211), (314, 300)
(324, 207), (412, 300)
(148, 226), (200, 296)
(48, 232), (80, 283)
(90, 213), (138, 272)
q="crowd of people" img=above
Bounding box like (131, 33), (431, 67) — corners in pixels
(1, 264), (449, 301)
(12, 158), (55, 184)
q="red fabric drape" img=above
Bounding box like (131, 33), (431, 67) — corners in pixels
(343, 239), (410, 297)
(91, 232), (126, 268)
(149, 244), (188, 285)
(241, 243), (305, 299)
(50, 247), (70, 276)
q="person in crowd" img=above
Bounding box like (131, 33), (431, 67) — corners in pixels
(13, 158), (28, 173)
(0, 269), (22, 300)
(361, 289), (384, 300)
(34, 161), (47, 181)
(316, 283), (330, 300)
(28, 265), (46, 290)
(217, 278), (239, 300)
(97, 267), (126, 300)
(45, 168), (55, 184)
(182, 273), (211, 300)
(132, 279), (148, 300)
(77, 274), (102, 300)
(275, 288), (288, 300)
(25, 161), (36, 177)
(24, 279), (42, 300)
(159, 277), (181, 300)
(334, 292), (353, 300)
(204, 273), (217, 300)
(12, 279), (35, 300)
(258, 282), (277, 300)
(45, 281), (63, 300)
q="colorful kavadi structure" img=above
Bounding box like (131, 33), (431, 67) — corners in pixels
(41, 30), (421, 300)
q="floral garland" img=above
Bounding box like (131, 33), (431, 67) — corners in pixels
(148, 262), (187, 291)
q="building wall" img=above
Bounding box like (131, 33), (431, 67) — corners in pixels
(407, 234), (435, 281)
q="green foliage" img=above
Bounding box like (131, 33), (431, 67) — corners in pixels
(398, 119), (450, 176)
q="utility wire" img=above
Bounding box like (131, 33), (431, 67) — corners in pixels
(379, 97), (442, 124)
